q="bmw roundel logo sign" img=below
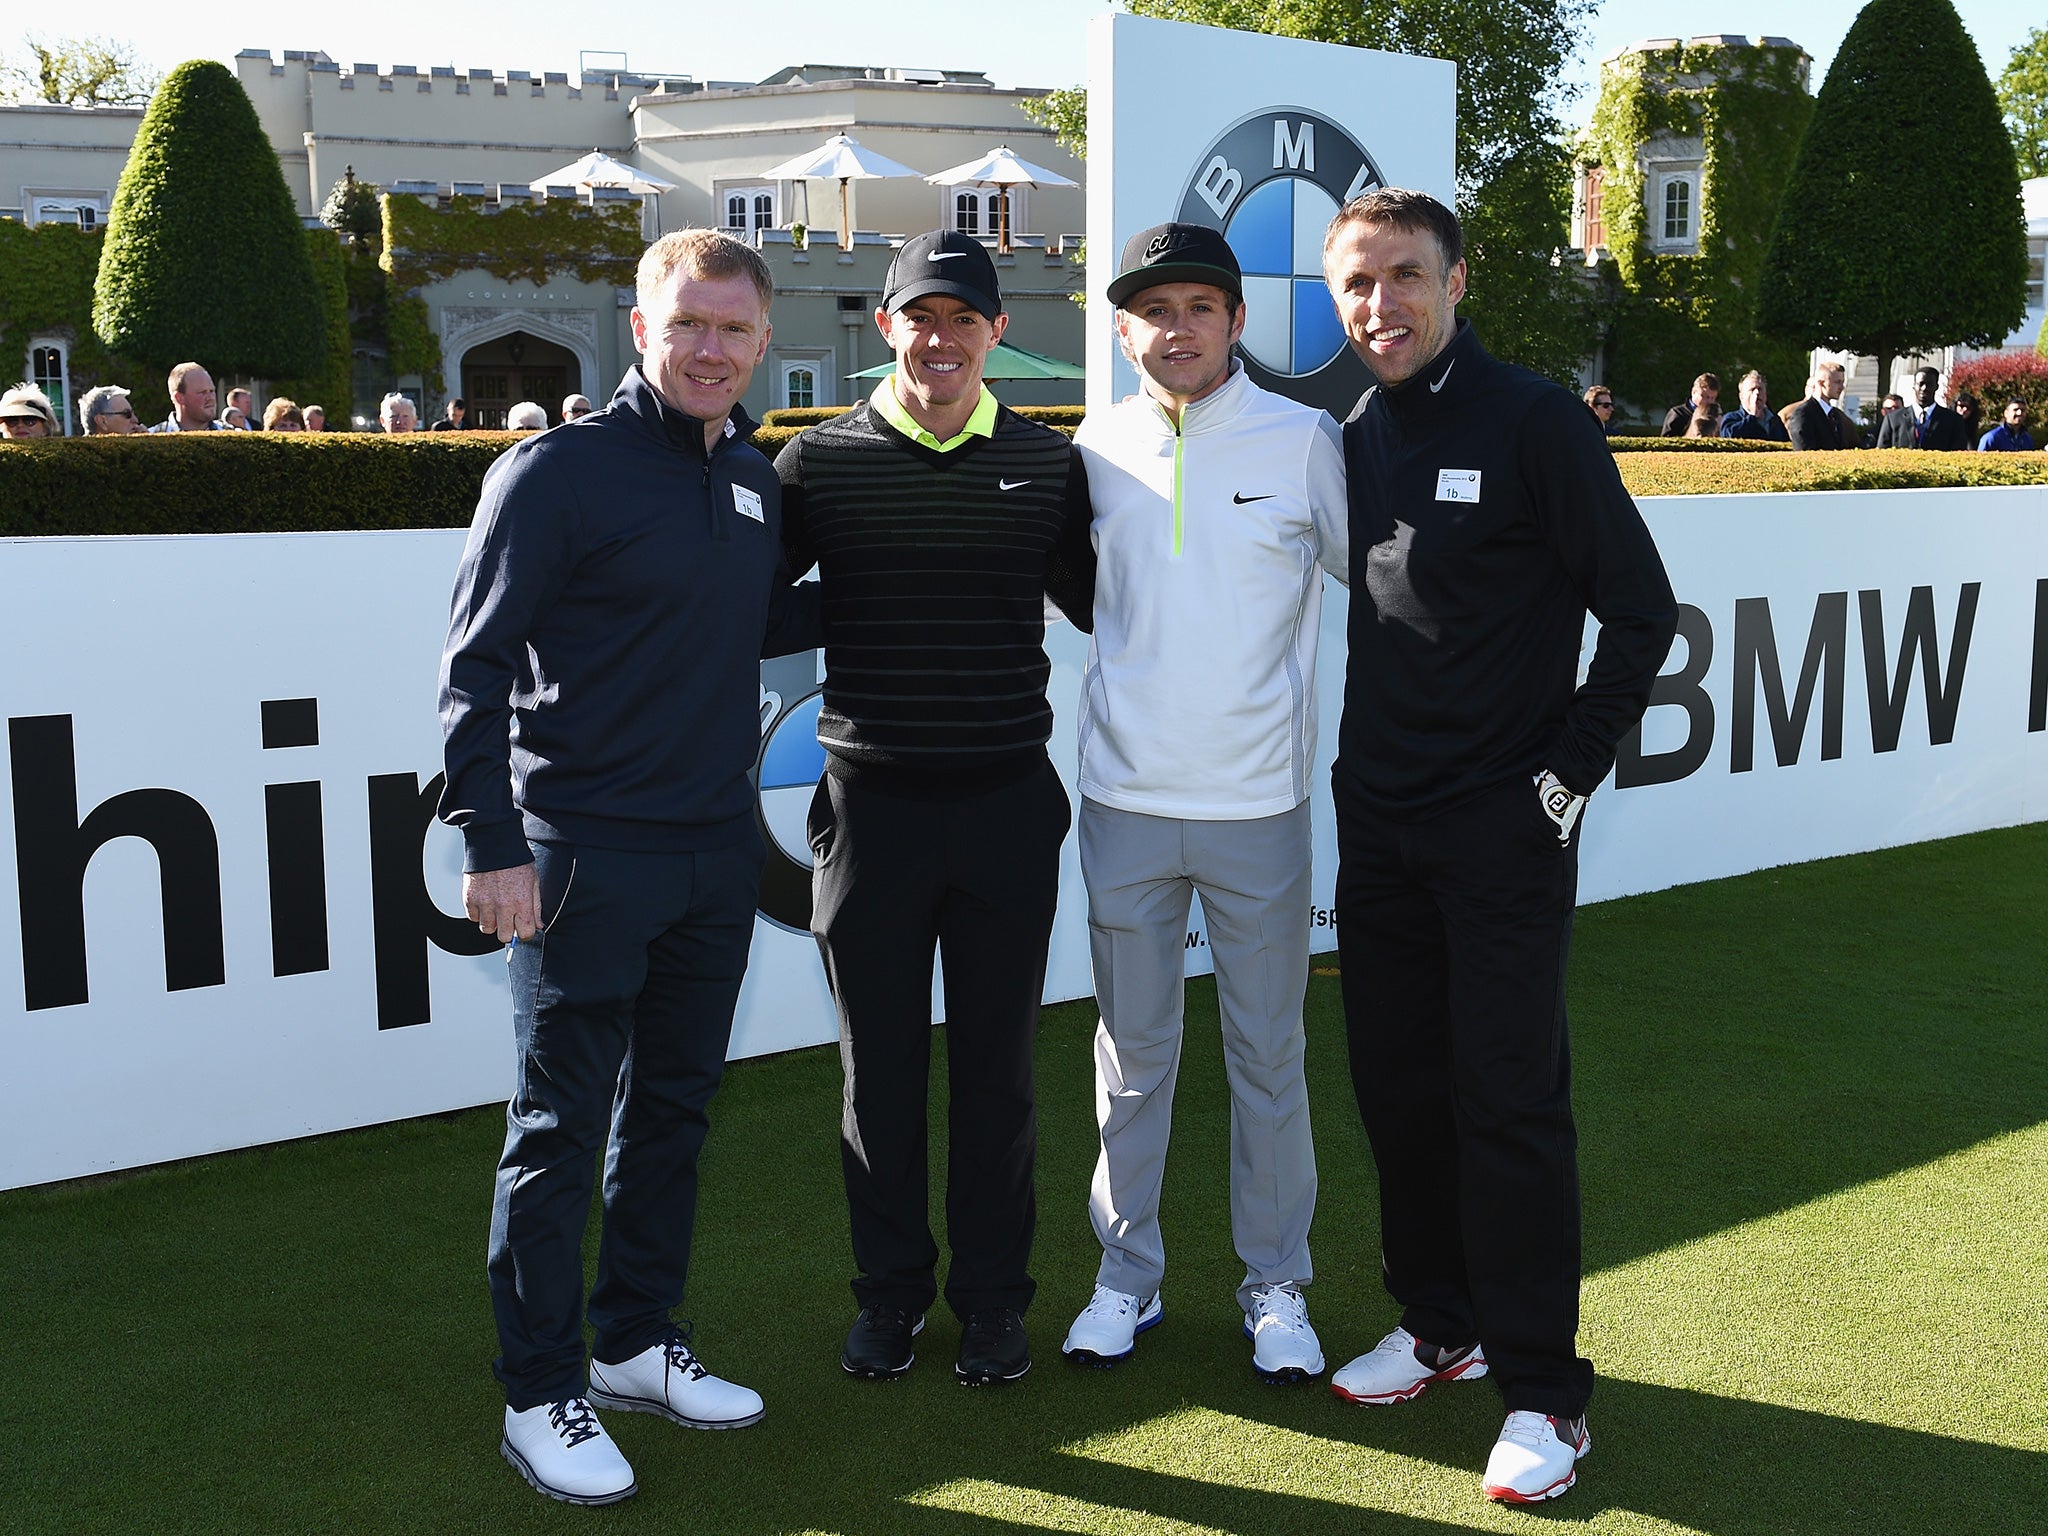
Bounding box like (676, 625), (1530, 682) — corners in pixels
(1175, 107), (1386, 415)
(753, 687), (825, 933)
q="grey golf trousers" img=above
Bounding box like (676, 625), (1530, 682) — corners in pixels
(1080, 797), (1317, 1311)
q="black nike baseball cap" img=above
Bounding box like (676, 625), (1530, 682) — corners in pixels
(883, 229), (1003, 320)
(1107, 222), (1243, 308)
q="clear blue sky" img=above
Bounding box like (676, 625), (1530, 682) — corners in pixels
(47, 1), (2041, 125)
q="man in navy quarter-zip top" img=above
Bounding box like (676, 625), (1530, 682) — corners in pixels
(440, 229), (820, 1509)
(1320, 189), (1676, 1507)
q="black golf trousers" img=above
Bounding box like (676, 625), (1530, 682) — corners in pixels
(808, 755), (1070, 1321)
(1333, 772), (1596, 1419)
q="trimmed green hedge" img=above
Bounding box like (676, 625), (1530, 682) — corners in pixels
(1, 435), (2041, 537)
(95, 60), (325, 377)
(754, 406), (845, 427)
(751, 422), (1078, 454)
(0, 433), (514, 534)
(1608, 434), (1790, 452)
(1616, 447), (2048, 496)
(761, 404), (1087, 429)
(1014, 405), (1086, 428)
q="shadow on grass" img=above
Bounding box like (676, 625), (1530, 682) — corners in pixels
(1561, 824), (2048, 1274)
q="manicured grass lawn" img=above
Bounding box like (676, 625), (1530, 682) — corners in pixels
(4, 826), (2043, 1534)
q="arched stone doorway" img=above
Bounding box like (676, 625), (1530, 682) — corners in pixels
(459, 330), (583, 428)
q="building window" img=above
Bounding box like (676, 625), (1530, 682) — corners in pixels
(1658, 174), (1696, 246)
(25, 192), (109, 230)
(777, 352), (833, 411)
(946, 186), (1021, 239)
(721, 185), (777, 233)
(30, 339), (69, 436)
(1581, 166), (1605, 252)
(2027, 238), (2045, 309)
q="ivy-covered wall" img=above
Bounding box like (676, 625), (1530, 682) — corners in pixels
(0, 220), (345, 427)
(1580, 41), (1814, 419)
(380, 193), (642, 289)
(376, 192), (644, 393)
(0, 221), (155, 422)
(0, 194), (640, 429)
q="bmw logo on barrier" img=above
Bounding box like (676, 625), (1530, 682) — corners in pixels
(1176, 107), (1386, 416)
(753, 685), (826, 933)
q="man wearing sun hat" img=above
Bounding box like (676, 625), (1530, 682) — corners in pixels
(1058, 222), (1348, 1382)
(775, 228), (1095, 1390)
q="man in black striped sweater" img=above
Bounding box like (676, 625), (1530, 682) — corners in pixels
(776, 229), (1094, 1388)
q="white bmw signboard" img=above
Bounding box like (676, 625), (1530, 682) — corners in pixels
(1084, 13), (1457, 416)
(6, 487), (2045, 1188)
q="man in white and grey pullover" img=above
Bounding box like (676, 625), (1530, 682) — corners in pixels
(1060, 223), (1348, 1381)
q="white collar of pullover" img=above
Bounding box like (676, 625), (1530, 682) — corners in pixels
(1137, 359), (1253, 436)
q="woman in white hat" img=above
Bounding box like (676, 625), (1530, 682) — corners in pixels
(0, 381), (60, 438)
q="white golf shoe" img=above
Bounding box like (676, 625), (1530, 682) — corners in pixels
(1482, 1410), (1590, 1502)
(1330, 1325), (1487, 1405)
(588, 1328), (765, 1429)
(1242, 1283), (1325, 1382)
(500, 1398), (636, 1506)
(1061, 1284), (1163, 1366)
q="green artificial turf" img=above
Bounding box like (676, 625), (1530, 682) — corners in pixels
(3, 825), (2044, 1534)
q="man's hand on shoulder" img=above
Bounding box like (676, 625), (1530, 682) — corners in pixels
(465, 863), (541, 943)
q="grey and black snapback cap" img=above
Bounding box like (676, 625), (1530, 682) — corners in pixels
(1107, 222), (1244, 308)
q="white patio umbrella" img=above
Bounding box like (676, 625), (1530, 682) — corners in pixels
(923, 145), (1078, 252)
(527, 148), (677, 196)
(759, 134), (924, 250)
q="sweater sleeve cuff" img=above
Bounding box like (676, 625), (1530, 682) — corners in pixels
(1544, 743), (1603, 800)
(462, 821), (535, 874)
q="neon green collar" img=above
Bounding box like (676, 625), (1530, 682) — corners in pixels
(871, 377), (998, 452)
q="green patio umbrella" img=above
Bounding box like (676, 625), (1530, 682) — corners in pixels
(847, 342), (1084, 380)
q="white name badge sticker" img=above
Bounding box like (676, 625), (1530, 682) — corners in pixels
(1435, 469), (1481, 503)
(733, 483), (765, 523)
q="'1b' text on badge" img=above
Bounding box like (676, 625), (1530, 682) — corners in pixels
(1435, 469), (1481, 503)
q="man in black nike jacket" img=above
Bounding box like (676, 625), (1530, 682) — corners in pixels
(1319, 189), (1677, 1505)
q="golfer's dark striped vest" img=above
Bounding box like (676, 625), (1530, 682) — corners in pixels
(780, 402), (1090, 792)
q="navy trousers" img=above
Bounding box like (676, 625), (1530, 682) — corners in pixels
(487, 835), (763, 1411)
(1333, 774), (1596, 1420)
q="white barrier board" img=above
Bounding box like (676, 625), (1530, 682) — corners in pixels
(1, 485), (2043, 1187)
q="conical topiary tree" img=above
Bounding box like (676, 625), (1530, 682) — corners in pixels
(93, 59), (324, 377)
(1757, 0), (2028, 398)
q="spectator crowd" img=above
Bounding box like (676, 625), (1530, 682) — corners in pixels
(0, 363), (578, 440)
(1608, 360), (2039, 452)
(5, 356), (2039, 454)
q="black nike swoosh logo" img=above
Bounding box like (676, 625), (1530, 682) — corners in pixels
(1233, 492), (1275, 504)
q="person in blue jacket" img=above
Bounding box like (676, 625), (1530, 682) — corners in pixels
(438, 229), (820, 1509)
(1717, 371), (1790, 442)
(1978, 399), (2037, 452)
